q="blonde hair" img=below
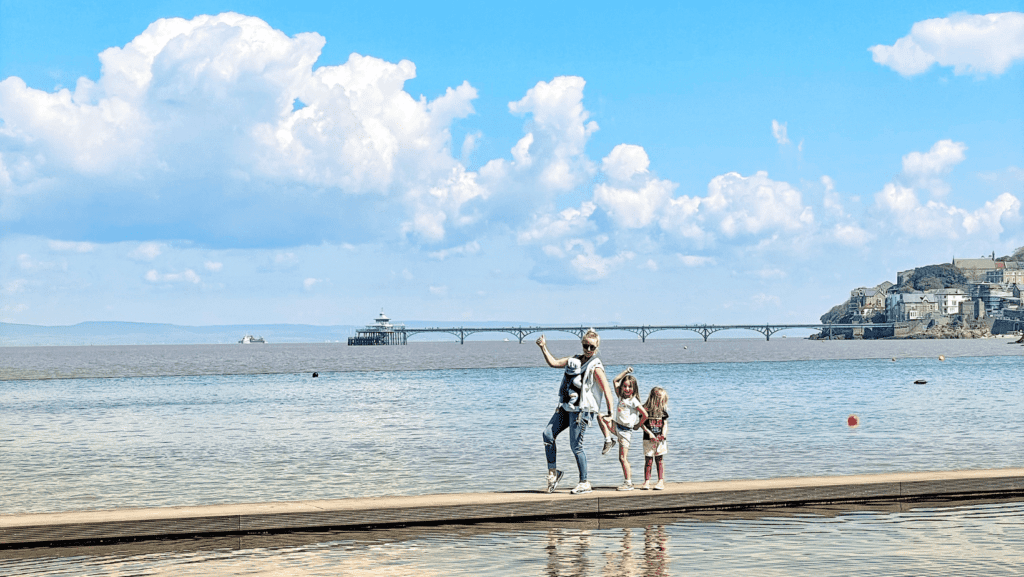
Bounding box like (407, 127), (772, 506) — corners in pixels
(616, 375), (640, 401)
(582, 329), (600, 347)
(643, 387), (668, 418)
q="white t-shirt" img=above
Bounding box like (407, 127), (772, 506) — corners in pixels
(614, 396), (643, 428)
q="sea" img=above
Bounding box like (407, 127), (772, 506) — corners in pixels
(2, 336), (1023, 575)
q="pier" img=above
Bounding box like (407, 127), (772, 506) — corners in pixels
(2, 468), (1022, 549)
(349, 316), (896, 345)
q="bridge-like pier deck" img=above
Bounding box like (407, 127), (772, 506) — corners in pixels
(403, 323), (895, 343)
(3, 468), (1022, 549)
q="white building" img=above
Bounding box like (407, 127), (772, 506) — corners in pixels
(933, 288), (969, 316)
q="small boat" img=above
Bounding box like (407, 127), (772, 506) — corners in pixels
(239, 335), (266, 344)
(914, 379), (927, 385)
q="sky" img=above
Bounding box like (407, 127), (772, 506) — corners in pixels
(1, 1), (1023, 327)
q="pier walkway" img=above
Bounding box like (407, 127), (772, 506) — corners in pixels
(3, 468), (1022, 549)
(402, 323), (894, 343)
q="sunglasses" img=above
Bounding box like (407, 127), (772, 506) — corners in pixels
(582, 343), (597, 351)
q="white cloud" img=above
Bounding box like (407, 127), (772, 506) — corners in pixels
(145, 269), (201, 284)
(642, 259), (658, 271)
(594, 145), (678, 229)
(48, 240), (96, 252)
(601, 144), (650, 182)
(129, 242), (163, 261)
(870, 12), (1024, 76)
(678, 255), (716, 267)
(875, 183), (1020, 238)
(428, 240), (481, 260)
(831, 224), (873, 246)
(595, 178), (677, 230)
(204, 261), (223, 272)
(0, 13), (484, 244)
(428, 285), (448, 296)
(567, 243), (634, 281)
(403, 165), (488, 241)
(303, 277), (319, 289)
(518, 201), (597, 244)
(901, 139), (966, 196)
(771, 120), (789, 145)
(821, 175), (844, 217)
(757, 268), (787, 279)
(496, 76), (599, 192)
(700, 171), (814, 237)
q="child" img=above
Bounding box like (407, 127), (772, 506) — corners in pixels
(557, 358), (583, 412)
(610, 367), (648, 491)
(639, 387), (669, 490)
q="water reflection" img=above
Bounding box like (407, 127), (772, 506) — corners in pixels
(4, 498), (1023, 576)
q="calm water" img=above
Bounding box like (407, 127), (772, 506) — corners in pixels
(3, 500), (1023, 575)
(2, 338), (1023, 513)
(2, 338), (1023, 574)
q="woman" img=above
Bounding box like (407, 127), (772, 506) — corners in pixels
(537, 330), (614, 495)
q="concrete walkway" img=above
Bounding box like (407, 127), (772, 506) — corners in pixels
(3, 468), (1023, 548)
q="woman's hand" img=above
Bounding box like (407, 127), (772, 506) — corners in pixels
(536, 335), (546, 348)
(626, 366), (633, 374)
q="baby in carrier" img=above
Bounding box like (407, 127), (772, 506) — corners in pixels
(558, 357), (584, 411)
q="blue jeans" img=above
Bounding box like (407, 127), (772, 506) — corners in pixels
(542, 409), (593, 482)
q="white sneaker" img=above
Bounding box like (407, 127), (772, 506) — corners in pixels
(570, 481), (593, 495)
(654, 480), (665, 490)
(617, 481), (634, 491)
(546, 469), (564, 493)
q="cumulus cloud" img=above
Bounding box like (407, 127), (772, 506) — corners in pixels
(875, 183), (1020, 238)
(145, 269), (200, 283)
(771, 120), (789, 145)
(699, 171), (814, 237)
(518, 201), (597, 244)
(870, 12), (1024, 76)
(482, 76), (598, 195)
(204, 261), (223, 272)
(303, 277), (319, 289)
(594, 144), (678, 229)
(0, 13), (483, 245)
(901, 139), (966, 196)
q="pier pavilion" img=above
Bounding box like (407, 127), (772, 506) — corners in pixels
(347, 310), (408, 345)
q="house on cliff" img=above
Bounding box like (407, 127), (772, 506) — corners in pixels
(953, 257), (998, 282)
(886, 292), (939, 322)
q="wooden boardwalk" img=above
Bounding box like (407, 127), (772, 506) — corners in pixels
(3, 468), (1023, 549)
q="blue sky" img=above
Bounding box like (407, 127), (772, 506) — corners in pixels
(1, 1), (1022, 327)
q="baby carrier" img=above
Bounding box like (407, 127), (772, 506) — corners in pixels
(558, 357), (584, 411)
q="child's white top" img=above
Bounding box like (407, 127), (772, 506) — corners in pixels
(614, 396), (643, 428)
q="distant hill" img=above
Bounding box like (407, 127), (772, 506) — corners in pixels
(0, 319), (548, 346)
